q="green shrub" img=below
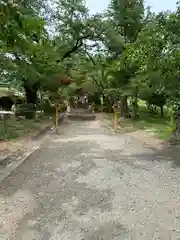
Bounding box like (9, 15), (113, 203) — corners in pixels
(15, 103), (36, 119)
(94, 105), (102, 112)
(60, 103), (67, 113)
(0, 130), (19, 140)
(41, 101), (55, 115)
(103, 106), (113, 113)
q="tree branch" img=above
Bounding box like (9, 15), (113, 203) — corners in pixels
(85, 50), (105, 93)
(59, 34), (90, 60)
(85, 50), (96, 66)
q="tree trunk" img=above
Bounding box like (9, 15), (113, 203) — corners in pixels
(122, 96), (129, 118)
(119, 96), (128, 117)
(107, 97), (113, 113)
(23, 82), (39, 105)
(120, 100), (124, 117)
(132, 96), (139, 119)
(108, 102), (112, 113)
(160, 106), (164, 117)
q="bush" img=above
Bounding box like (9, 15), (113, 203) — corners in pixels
(94, 105), (101, 112)
(41, 101), (55, 115)
(39, 101), (66, 115)
(0, 96), (14, 110)
(60, 103), (67, 113)
(15, 103), (36, 119)
(0, 129), (19, 140)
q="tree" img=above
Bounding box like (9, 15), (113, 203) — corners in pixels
(0, 0), (50, 103)
(1, 0), (180, 143)
(54, 0), (105, 60)
(102, 0), (145, 116)
(162, 4), (180, 142)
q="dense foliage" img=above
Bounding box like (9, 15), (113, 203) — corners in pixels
(0, 0), (180, 141)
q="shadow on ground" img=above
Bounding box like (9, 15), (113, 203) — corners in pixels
(0, 120), (180, 240)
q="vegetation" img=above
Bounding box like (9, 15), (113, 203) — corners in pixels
(105, 102), (172, 140)
(0, 0), (180, 142)
(0, 117), (51, 141)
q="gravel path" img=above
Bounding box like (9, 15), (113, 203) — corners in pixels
(0, 120), (180, 240)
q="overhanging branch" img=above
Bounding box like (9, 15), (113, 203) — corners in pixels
(85, 50), (105, 93)
(57, 34), (90, 61)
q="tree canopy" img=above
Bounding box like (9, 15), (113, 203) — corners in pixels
(0, 0), (180, 140)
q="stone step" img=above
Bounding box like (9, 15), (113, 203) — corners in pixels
(67, 114), (96, 121)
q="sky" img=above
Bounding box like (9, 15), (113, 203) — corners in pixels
(86, 0), (178, 14)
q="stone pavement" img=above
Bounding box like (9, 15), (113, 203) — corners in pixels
(0, 120), (180, 240)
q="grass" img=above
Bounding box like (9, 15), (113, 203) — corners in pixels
(105, 104), (172, 141)
(0, 116), (52, 141)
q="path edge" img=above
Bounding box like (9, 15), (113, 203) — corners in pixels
(0, 123), (52, 182)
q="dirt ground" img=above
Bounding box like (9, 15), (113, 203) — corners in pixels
(0, 119), (180, 239)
